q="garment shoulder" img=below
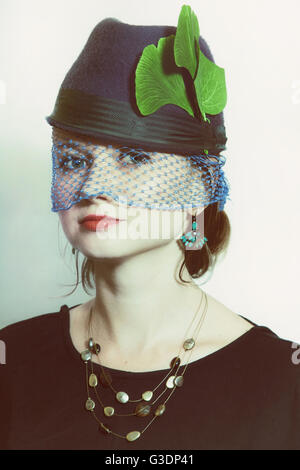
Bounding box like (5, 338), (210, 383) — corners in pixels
(289, 352), (300, 449)
(0, 310), (62, 339)
(242, 327), (300, 449)
(256, 324), (299, 355)
(0, 308), (66, 369)
(244, 324), (300, 389)
(236, 313), (300, 369)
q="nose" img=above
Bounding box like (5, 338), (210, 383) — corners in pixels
(79, 191), (128, 209)
(79, 191), (115, 205)
(94, 194), (111, 202)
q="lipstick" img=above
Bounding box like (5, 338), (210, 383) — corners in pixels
(80, 215), (123, 232)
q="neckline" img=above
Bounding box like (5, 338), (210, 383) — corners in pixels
(60, 303), (266, 379)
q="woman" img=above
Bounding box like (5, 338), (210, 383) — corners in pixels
(1, 6), (299, 450)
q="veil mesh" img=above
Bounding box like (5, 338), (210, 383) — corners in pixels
(51, 128), (230, 212)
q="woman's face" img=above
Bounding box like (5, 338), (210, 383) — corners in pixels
(54, 129), (206, 259)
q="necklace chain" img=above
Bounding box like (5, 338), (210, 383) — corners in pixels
(81, 289), (208, 442)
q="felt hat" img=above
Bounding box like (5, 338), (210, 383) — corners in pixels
(46, 14), (227, 155)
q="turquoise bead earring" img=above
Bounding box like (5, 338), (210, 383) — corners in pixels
(180, 213), (208, 249)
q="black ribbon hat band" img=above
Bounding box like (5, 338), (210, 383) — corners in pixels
(46, 88), (227, 155)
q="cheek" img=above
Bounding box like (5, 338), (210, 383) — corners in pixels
(172, 212), (190, 239)
(156, 210), (188, 240)
(112, 208), (186, 241)
(58, 211), (77, 242)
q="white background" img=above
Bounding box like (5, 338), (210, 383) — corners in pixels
(0, 0), (299, 342)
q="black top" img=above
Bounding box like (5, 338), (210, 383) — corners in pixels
(0, 305), (299, 450)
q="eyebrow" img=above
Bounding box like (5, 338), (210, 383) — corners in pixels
(61, 146), (95, 158)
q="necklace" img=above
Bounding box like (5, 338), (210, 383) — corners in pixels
(80, 289), (208, 442)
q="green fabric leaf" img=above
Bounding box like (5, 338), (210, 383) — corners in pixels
(135, 34), (194, 117)
(174, 4), (200, 79)
(194, 46), (227, 121)
(135, 4), (227, 122)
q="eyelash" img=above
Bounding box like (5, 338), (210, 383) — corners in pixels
(57, 156), (93, 171)
(56, 151), (151, 171)
(118, 150), (151, 165)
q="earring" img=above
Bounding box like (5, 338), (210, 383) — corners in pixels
(72, 247), (76, 255)
(180, 213), (208, 249)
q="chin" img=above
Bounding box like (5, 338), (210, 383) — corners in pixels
(77, 238), (168, 260)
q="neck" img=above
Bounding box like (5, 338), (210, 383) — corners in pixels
(89, 240), (202, 356)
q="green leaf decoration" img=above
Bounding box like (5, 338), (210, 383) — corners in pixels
(193, 46), (227, 121)
(174, 4), (200, 79)
(135, 34), (194, 117)
(135, 4), (227, 122)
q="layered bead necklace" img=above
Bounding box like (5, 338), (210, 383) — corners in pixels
(80, 290), (208, 442)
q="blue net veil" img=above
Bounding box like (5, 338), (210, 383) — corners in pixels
(51, 127), (230, 213)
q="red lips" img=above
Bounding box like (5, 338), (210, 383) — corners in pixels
(79, 214), (124, 232)
(80, 215), (121, 223)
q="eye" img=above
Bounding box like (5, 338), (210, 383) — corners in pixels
(58, 156), (93, 171)
(118, 149), (151, 165)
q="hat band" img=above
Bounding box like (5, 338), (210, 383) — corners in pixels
(46, 88), (227, 155)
